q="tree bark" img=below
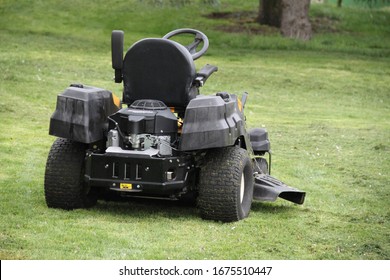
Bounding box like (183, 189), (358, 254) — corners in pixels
(258, 0), (282, 27)
(258, 0), (312, 41)
(280, 0), (312, 41)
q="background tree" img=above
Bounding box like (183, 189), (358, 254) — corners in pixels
(258, 0), (282, 28)
(258, 0), (312, 41)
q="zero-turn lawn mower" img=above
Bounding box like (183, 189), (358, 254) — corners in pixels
(44, 28), (305, 222)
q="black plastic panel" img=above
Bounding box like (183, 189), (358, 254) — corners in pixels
(179, 94), (245, 151)
(49, 85), (119, 143)
(249, 128), (271, 153)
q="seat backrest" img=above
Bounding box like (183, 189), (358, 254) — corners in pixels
(122, 38), (197, 108)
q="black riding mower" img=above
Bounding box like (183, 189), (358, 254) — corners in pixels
(44, 28), (305, 222)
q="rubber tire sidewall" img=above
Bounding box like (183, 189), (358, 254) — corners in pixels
(198, 146), (254, 222)
(44, 138), (97, 209)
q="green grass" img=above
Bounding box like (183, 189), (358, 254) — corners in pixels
(0, 0), (389, 260)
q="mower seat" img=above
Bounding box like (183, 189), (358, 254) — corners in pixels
(121, 38), (197, 109)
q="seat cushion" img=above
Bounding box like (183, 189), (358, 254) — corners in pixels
(122, 38), (196, 108)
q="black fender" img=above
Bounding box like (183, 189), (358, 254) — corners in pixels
(49, 84), (120, 144)
(179, 94), (247, 151)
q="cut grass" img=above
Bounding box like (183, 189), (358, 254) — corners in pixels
(0, 0), (389, 260)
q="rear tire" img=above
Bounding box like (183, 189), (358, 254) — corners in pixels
(198, 146), (254, 222)
(44, 138), (97, 209)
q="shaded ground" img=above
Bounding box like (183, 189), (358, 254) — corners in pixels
(205, 11), (341, 35)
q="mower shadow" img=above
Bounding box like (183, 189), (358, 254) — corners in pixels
(251, 201), (297, 214)
(91, 198), (296, 221)
(91, 196), (200, 221)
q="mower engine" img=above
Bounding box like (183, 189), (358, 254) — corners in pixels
(107, 99), (178, 157)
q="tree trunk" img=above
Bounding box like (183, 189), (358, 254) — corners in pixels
(280, 0), (312, 41)
(258, 0), (312, 41)
(258, 0), (282, 27)
(337, 0), (343, 7)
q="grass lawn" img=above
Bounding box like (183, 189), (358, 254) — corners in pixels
(0, 0), (389, 260)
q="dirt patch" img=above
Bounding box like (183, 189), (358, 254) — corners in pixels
(204, 11), (341, 35)
(205, 11), (257, 20)
(205, 11), (279, 35)
(311, 15), (341, 33)
(216, 24), (279, 36)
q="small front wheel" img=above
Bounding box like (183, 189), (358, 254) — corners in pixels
(44, 138), (97, 209)
(254, 157), (269, 175)
(198, 146), (254, 222)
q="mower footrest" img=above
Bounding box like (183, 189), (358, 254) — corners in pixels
(253, 174), (305, 205)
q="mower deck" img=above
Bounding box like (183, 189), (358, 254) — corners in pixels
(253, 174), (306, 205)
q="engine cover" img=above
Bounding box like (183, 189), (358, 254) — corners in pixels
(109, 100), (178, 148)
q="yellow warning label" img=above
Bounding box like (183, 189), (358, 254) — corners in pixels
(120, 183), (132, 189)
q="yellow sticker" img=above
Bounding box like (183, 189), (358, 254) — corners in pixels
(120, 183), (132, 189)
